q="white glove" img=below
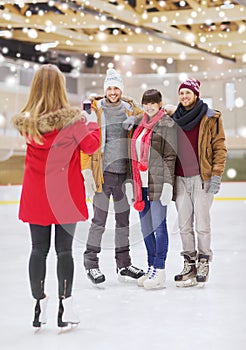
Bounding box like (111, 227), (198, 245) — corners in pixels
(125, 182), (134, 205)
(82, 169), (96, 198)
(160, 183), (173, 206)
(82, 110), (97, 125)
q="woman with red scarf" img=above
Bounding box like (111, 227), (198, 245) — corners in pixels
(131, 89), (177, 289)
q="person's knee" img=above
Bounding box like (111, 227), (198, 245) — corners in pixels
(31, 246), (49, 259)
(56, 248), (72, 258)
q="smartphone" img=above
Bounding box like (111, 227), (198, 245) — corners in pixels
(82, 100), (92, 114)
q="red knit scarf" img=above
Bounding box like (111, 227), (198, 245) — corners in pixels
(131, 109), (165, 211)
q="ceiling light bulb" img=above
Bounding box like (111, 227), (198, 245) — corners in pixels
(157, 66), (167, 75)
(27, 29), (38, 39)
(94, 52), (101, 59)
(235, 97), (244, 108)
(2, 47), (9, 54)
(166, 57), (173, 64)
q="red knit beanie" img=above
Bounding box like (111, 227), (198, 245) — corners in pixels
(178, 79), (200, 97)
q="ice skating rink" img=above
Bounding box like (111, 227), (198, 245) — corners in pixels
(0, 182), (245, 350)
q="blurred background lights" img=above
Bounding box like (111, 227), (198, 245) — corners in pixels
(235, 97), (244, 108)
(166, 57), (173, 64)
(70, 69), (80, 78)
(226, 168), (237, 179)
(2, 47), (9, 55)
(107, 62), (114, 68)
(5, 76), (16, 86)
(150, 62), (158, 70)
(179, 52), (187, 60)
(217, 58), (224, 65)
(114, 55), (120, 61)
(157, 66), (167, 75)
(178, 72), (188, 82)
(242, 53), (246, 63)
(70, 57), (81, 68)
(238, 127), (246, 138)
(27, 29), (38, 39)
(192, 65), (199, 72)
(0, 114), (6, 128)
(94, 52), (101, 59)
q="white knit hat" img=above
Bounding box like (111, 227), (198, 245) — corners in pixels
(104, 68), (124, 93)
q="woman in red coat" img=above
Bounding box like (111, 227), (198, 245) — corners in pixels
(12, 64), (100, 329)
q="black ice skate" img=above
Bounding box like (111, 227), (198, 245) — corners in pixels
(174, 255), (198, 287)
(32, 297), (48, 328)
(196, 254), (209, 287)
(117, 265), (145, 282)
(87, 268), (106, 284)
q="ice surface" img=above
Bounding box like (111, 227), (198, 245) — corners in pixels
(0, 183), (245, 350)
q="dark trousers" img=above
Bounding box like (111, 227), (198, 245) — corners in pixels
(29, 223), (76, 300)
(84, 172), (131, 269)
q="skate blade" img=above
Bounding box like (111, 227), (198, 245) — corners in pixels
(118, 274), (138, 284)
(33, 326), (41, 334)
(92, 281), (106, 289)
(144, 284), (165, 290)
(197, 282), (205, 288)
(176, 278), (198, 288)
(58, 322), (79, 334)
(33, 320), (46, 332)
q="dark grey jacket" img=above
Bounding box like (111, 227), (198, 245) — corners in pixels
(147, 114), (177, 200)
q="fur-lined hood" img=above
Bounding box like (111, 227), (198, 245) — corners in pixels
(12, 106), (82, 134)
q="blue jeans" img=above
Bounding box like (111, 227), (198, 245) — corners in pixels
(139, 188), (168, 269)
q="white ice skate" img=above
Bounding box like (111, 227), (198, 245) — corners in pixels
(143, 268), (166, 290)
(137, 266), (154, 287)
(58, 296), (80, 329)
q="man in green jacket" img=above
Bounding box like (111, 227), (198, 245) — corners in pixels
(172, 78), (227, 287)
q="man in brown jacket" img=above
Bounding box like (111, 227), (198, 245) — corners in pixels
(172, 78), (227, 287)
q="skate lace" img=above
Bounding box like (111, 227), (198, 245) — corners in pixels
(128, 265), (141, 274)
(89, 268), (103, 278)
(197, 261), (209, 277)
(180, 260), (192, 275)
(149, 268), (157, 279)
(146, 266), (152, 275)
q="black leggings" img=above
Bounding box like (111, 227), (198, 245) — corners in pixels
(29, 223), (76, 300)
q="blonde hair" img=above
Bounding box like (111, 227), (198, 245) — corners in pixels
(21, 64), (69, 143)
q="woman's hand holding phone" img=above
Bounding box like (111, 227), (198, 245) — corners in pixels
(82, 100), (97, 124)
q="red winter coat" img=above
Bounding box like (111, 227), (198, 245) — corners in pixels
(12, 107), (100, 225)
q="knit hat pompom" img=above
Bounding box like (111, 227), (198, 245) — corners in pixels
(134, 200), (145, 212)
(104, 68), (124, 93)
(178, 79), (200, 97)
